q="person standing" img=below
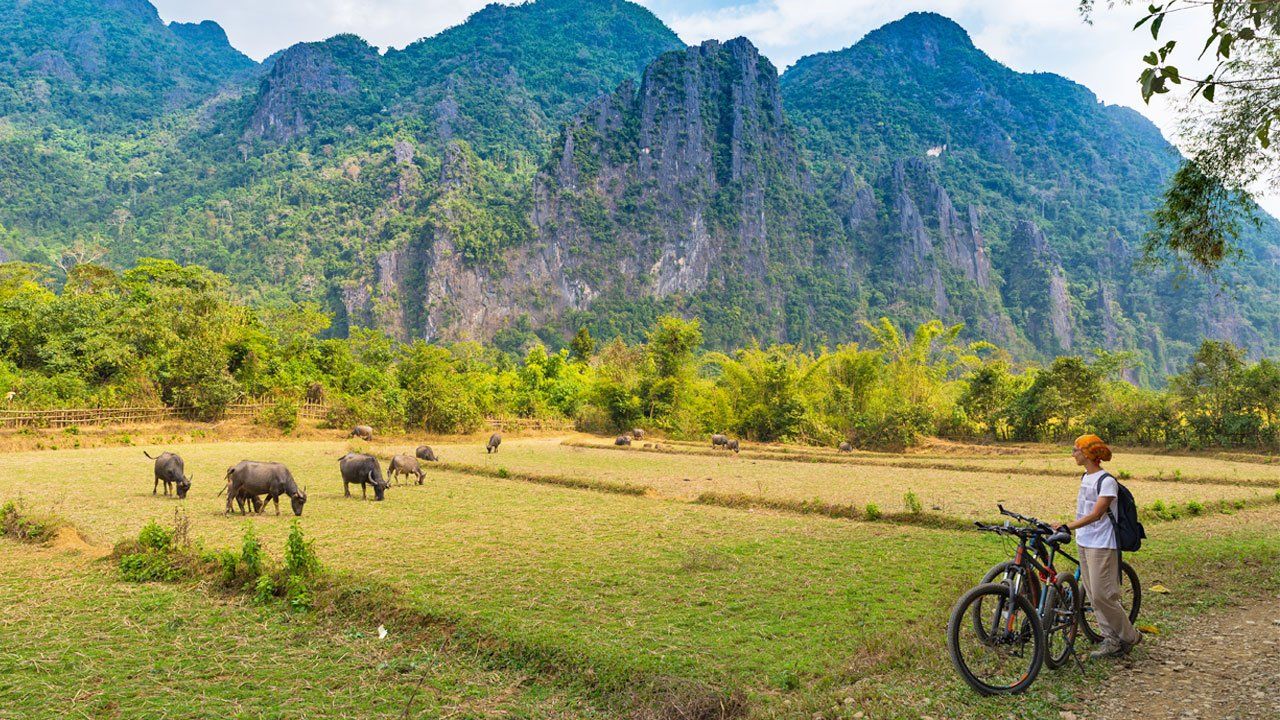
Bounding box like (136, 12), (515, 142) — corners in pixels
(1062, 434), (1142, 659)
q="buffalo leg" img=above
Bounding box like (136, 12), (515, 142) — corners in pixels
(154, 477), (159, 495)
(344, 481), (350, 497)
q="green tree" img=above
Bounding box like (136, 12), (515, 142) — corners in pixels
(570, 327), (595, 362)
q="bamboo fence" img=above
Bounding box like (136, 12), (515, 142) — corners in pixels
(0, 399), (330, 429)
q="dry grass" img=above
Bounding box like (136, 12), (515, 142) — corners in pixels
(5, 437), (1280, 719)
(410, 439), (1273, 522)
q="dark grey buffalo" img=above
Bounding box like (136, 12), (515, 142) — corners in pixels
(415, 445), (438, 462)
(223, 461), (307, 516)
(339, 453), (387, 501)
(711, 434), (729, 449)
(350, 425), (374, 441)
(144, 450), (191, 498)
(727, 438), (740, 454)
(486, 433), (502, 454)
(615, 435), (632, 446)
(838, 441), (853, 453)
(631, 428), (646, 440)
(388, 454), (424, 485)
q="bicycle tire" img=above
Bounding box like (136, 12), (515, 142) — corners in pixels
(948, 582), (1045, 696)
(1079, 560), (1141, 644)
(1045, 575), (1080, 669)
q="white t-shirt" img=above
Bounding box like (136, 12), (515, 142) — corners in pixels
(1075, 470), (1118, 549)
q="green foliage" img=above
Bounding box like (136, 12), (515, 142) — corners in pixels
(864, 503), (882, 521)
(284, 574), (313, 612)
(283, 521), (321, 578)
(904, 491), (923, 515)
(0, 499), (57, 543)
(253, 575), (277, 605)
(259, 397), (300, 434)
(240, 524), (263, 579)
(118, 550), (180, 583)
(137, 519), (172, 551)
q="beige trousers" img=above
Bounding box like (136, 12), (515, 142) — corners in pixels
(1079, 546), (1141, 645)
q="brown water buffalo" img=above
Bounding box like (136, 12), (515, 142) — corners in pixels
(415, 445), (438, 462)
(339, 453), (387, 500)
(388, 454), (424, 485)
(726, 438), (740, 454)
(486, 433), (502, 454)
(711, 434), (729, 449)
(615, 435), (632, 446)
(838, 441), (853, 453)
(223, 461), (307, 516)
(631, 428), (646, 440)
(350, 425), (374, 441)
(144, 450), (191, 498)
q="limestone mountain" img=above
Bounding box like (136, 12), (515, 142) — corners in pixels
(0, 1), (1277, 376)
(0, 0), (255, 129)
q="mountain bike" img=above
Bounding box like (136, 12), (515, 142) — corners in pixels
(947, 509), (1078, 695)
(978, 508), (1141, 644)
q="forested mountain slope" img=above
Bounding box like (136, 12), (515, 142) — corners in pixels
(0, 1), (1276, 375)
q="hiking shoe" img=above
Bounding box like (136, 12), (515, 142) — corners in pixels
(1122, 632), (1144, 655)
(1089, 639), (1124, 660)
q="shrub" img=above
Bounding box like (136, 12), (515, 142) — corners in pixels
(253, 575), (277, 604)
(497, 467), (510, 479)
(259, 398), (299, 434)
(1275, 490), (1280, 503)
(904, 491), (923, 515)
(119, 550), (180, 582)
(864, 503), (882, 520)
(283, 521), (320, 578)
(240, 524), (263, 579)
(0, 499), (57, 543)
(285, 574), (313, 611)
(1116, 470), (1133, 480)
(137, 519), (173, 551)
(1185, 500), (1205, 516)
(218, 549), (239, 585)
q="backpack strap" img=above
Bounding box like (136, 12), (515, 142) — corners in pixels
(1096, 472), (1124, 573)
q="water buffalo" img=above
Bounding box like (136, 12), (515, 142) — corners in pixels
(388, 454), (424, 485)
(415, 445), (438, 462)
(711, 434), (729, 449)
(615, 435), (632, 446)
(486, 433), (502, 454)
(350, 425), (374, 441)
(727, 438), (740, 454)
(144, 450), (191, 499)
(632, 428), (646, 440)
(838, 441), (853, 453)
(338, 453), (387, 501)
(223, 461), (307, 516)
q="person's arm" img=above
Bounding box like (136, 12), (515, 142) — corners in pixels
(1065, 495), (1114, 532)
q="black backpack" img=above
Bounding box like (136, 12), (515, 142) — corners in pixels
(1097, 472), (1146, 552)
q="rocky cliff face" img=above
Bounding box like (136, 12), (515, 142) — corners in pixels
(244, 35), (380, 143)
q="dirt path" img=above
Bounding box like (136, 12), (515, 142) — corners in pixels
(1078, 596), (1280, 720)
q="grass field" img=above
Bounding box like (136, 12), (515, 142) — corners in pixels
(383, 439), (1277, 521)
(3, 434), (1280, 719)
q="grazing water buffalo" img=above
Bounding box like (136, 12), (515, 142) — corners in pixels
(350, 425), (374, 441)
(631, 428), (646, 440)
(711, 434), (729, 449)
(415, 445), (437, 462)
(388, 454), (424, 485)
(486, 433), (502, 454)
(726, 438), (740, 454)
(838, 441), (853, 453)
(615, 435), (632, 446)
(223, 461), (307, 516)
(144, 451), (191, 499)
(338, 453), (387, 501)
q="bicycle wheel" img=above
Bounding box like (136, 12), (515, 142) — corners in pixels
(948, 582), (1045, 695)
(975, 561), (1041, 643)
(1079, 560), (1141, 643)
(1045, 575), (1080, 669)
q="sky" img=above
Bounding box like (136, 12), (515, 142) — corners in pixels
(148, 0), (1277, 213)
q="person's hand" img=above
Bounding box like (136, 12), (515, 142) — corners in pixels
(1056, 524), (1071, 536)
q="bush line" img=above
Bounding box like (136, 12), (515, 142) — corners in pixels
(0, 499), (63, 543)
